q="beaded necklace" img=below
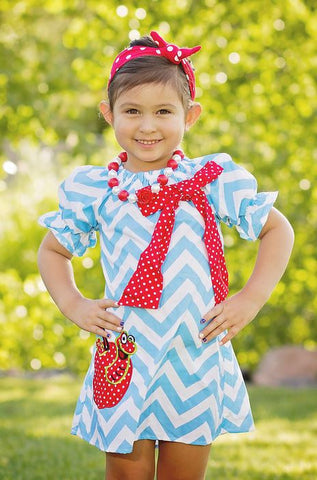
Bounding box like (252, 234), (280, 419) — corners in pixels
(107, 150), (184, 202)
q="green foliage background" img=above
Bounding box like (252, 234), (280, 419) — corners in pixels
(1, 0), (316, 374)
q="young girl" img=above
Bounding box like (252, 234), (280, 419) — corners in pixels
(38, 31), (294, 480)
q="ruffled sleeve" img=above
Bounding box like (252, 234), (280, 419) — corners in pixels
(207, 153), (278, 241)
(38, 166), (99, 256)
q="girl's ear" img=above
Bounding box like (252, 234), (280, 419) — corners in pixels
(99, 101), (113, 125)
(185, 102), (202, 131)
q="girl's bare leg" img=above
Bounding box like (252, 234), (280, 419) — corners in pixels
(105, 439), (156, 480)
(157, 441), (211, 480)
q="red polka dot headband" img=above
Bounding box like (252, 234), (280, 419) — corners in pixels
(108, 31), (201, 100)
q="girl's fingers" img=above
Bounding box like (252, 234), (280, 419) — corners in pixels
(93, 325), (113, 337)
(200, 312), (226, 334)
(218, 329), (237, 346)
(98, 298), (119, 309)
(98, 309), (122, 326)
(200, 316), (245, 344)
(89, 314), (123, 335)
(95, 315), (123, 335)
(96, 298), (123, 326)
(96, 319), (123, 333)
(199, 302), (230, 342)
(206, 314), (225, 332)
(202, 302), (224, 323)
(80, 299), (124, 335)
(199, 317), (229, 342)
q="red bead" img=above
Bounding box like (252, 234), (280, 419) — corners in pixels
(108, 178), (119, 188)
(167, 158), (178, 170)
(157, 174), (168, 186)
(118, 152), (128, 162)
(173, 149), (184, 159)
(108, 162), (119, 171)
(118, 190), (129, 201)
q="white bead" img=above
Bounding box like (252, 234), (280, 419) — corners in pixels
(151, 184), (160, 193)
(128, 193), (137, 203)
(115, 157), (122, 165)
(108, 170), (117, 178)
(112, 186), (120, 194)
(172, 154), (181, 162)
(164, 167), (173, 177)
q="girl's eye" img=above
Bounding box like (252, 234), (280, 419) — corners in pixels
(126, 109), (139, 114)
(157, 109), (171, 115)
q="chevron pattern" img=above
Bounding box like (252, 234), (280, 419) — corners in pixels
(39, 153), (277, 453)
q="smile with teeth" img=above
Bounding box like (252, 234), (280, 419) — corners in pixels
(136, 139), (162, 145)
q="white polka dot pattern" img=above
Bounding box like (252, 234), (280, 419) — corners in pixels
(108, 31), (201, 100)
(118, 161), (228, 309)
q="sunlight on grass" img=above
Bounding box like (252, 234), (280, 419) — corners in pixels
(0, 378), (316, 480)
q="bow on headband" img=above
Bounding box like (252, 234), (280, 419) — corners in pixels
(118, 161), (229, 309)
(108, 31), (201, 100)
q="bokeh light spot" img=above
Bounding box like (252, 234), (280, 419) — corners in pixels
(274, 19), (285, 31)
(299, 179), (311, 190)
(129, 29), (140, 41)
(30, 358), (42, 370)
(228, 52), (240, 64)
(3, 160), (18, 175)
(215, 72), (227, 84)
(135, 8), (146, 20)
(116, 5), (128, 17)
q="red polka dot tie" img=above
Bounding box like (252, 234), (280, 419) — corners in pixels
(118, 161), (229, 309)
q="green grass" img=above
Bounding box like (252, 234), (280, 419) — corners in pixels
(0, 376), (316, 480)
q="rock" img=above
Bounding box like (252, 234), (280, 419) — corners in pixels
(253, 345), (317, 387)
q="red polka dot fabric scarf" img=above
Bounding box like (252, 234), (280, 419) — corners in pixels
(118, 161), (229, 309)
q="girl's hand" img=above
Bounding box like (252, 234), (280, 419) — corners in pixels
(199, 291), (262, 345)
(38, 233), (124, 337)
(199, 208), (294, 346)
(67, 297), (124, 338)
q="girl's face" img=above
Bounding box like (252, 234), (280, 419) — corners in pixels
(101, 82), (201, 172)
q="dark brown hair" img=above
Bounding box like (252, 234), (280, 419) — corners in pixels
(107, 35), (193, 111)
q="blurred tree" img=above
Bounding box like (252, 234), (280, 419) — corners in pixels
(1, 0), (316, 373)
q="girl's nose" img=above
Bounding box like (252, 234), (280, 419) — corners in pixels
(139, 115), (156, 133)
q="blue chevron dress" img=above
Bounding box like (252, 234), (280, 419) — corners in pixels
(39, 152), (277, 453)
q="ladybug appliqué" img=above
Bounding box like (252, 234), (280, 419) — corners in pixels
(93, 331), (137, 409)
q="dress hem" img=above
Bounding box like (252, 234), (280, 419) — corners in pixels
(70, 424), (255, 454)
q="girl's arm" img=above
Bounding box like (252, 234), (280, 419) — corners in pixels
(200, 207), (294, 345)
(38, 232), (123, 337)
